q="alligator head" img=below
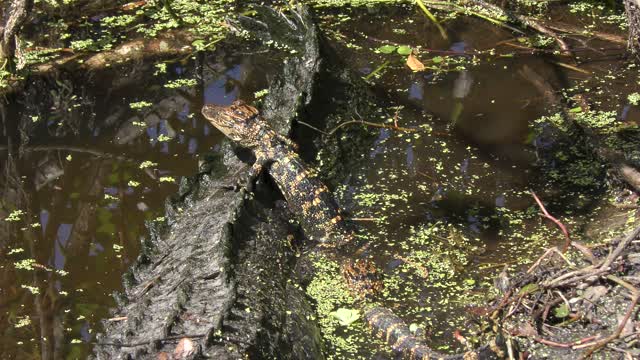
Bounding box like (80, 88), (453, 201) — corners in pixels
(201, 100), (262, 148)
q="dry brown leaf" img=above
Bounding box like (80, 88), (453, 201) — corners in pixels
(407, 54), (425, 72)
(508, 321), (538, 337)
(174, 337), (196, 359)
(122, 1), (147, 11)
(156, 352), (170, 360)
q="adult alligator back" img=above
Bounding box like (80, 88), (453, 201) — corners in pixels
(202, 100), (504, 360)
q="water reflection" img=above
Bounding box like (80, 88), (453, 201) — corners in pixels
(0, 51), (269, 358)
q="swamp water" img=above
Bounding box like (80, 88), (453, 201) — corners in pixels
(1, 4), (638, 359)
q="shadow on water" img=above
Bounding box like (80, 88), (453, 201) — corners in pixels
(0, 50), (273, 359)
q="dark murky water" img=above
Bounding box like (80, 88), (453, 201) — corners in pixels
(312, 6), (633, 354)
(0, 53), (273, 358)
(1, 4), (634, 359)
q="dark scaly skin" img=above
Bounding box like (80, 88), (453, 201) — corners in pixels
(365, 307), (505, 360)
(202, 100), (502, 360)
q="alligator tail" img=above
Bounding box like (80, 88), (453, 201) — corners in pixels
(365, 307), (506, 360)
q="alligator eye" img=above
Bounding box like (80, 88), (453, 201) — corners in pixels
(244, 113), (258, 124)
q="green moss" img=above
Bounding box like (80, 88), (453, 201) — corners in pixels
(101, 14), (138, 28)
(573, 110), (619, 134)
(139, 0), (234, 43)
(306, 254), (375, 358)
(309, 0), (407, 8)
(568, 1), (627, 30)
(535, 112), (570, 132)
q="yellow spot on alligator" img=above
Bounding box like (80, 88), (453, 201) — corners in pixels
(395, 335), (409, 348)
(385, 322), (401, 342)
(295, 171), (307, 182)
(413, 346), (431, 360)
(410, 346), (418, 359)
(368, 312), (385, 328)
(302, 201), (313, 213)
(266, 148), (276, 158)
(314, 187), (327, 196)
(312, 197), (321, 206)
(330, 215), (342, 224)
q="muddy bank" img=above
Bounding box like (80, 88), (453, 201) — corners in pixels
(501, 225), (640, 359)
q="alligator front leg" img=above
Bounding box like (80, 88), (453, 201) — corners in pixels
(243, 151), (271, 193)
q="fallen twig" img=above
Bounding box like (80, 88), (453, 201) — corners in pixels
(544, 267), (607, 288)
(107, 316), (128, 322)
(534, 334), (600, 348)
(363, 60), (390, 81)
(296, 120), (328, 135)
(349, 217), (383, 222)
(527, 246), (574, 274)
(544, 22), (626, 45)
(552, 61), (591, 75)
(606, 275), (639, 296)
(543, 226), (640, 288)
(601, 225), (640, 270)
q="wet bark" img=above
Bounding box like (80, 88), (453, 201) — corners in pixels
(37, 30), (197, 73)
(625, 0), (640, 57)
(93, 6), (328, 359)
(0, 0), (33, 71)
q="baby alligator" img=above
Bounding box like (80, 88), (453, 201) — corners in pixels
(202, 100), (503, 360)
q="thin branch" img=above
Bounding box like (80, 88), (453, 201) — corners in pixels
(601, 225), (640, 270)
(466, 0), (572, 56)
(530, 190), (571, 252)
(296, 120), (328, 135)
(327, 118), (417, 136)
(527, 246), (574, 274)
(534, 335), (600, 348)
(545, 22), (627, 45)
(606, 275), (640, 296)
